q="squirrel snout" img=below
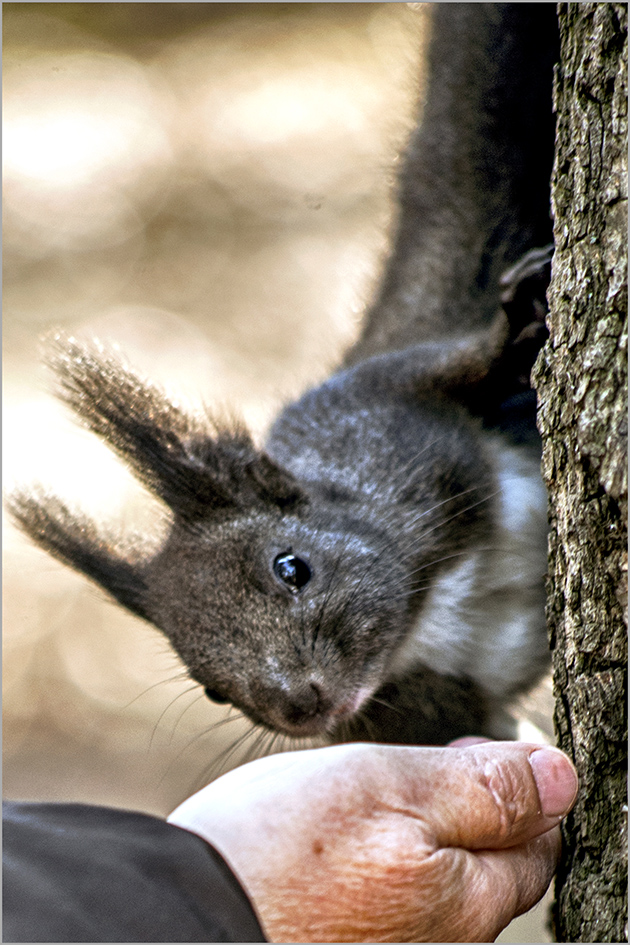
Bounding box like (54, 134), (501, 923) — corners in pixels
(256, 678), (335, 735)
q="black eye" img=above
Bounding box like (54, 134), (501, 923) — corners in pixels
(204, 687), (230, 704)
(273, 552), (312, 592)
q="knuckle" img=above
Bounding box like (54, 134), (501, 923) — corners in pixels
(481, 758), (531, 842)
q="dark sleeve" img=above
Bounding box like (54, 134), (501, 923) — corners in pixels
(3, 800), (267, 943)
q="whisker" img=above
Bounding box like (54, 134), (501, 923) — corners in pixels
(399, 484), (490, 533)
(367, 694), (404, 716)
(385, 434), (451, 494)
(168, 690), (210, 741)
(121, 671), (191, 711)
(193, 723), (261, 787)
(149, 685), (202, 749)
(241, 727), (271, 766)
(416, 489), (497, 537)
(160, 708), (248, 778)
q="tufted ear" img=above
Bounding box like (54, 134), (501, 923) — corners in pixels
(7, 490), (150, 621)
(46, 334), (308, 521)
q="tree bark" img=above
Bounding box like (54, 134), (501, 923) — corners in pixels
(532, 3), (628, 942)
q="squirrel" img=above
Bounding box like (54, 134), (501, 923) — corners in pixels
(9, 4), (560, 745)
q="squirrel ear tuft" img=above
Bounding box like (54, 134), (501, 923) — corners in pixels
(45, 334), (308, 520)
(7, 489), (150, 621)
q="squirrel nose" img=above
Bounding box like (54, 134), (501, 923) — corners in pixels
(285, 681), (324, 722)
(261, 679), (331, 729)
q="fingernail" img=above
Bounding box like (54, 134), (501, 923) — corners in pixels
(529, 748), (579, 817)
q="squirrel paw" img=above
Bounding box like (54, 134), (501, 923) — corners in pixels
(498, 244), (553, 388)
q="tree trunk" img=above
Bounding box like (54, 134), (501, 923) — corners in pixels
(532, 3), (628, 942)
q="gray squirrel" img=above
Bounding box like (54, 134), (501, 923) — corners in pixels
(10, 4), (559, 744)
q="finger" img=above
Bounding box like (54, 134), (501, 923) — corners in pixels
(386, 742), (577, 851)
(426, 827), (560, 943)
(467, 827), (561, 940)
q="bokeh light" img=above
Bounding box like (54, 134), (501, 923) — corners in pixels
(4, 53), (172, 256)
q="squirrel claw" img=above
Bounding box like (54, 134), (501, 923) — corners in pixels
(500, 244), (553, 337)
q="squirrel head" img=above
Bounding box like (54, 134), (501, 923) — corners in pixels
(8, 336), (413, 737)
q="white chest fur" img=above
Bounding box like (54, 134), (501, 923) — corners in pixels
(388, 441), (549, 698)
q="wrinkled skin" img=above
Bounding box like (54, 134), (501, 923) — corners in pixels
(169, 740), (578, 943)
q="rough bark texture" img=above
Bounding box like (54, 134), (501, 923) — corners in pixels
(532, 4), (628, 942)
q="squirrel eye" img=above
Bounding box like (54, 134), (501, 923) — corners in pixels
(204, 687), (229, 704)
(273, 552), (312, 592)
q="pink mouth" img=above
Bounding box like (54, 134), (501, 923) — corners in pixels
(330, 685), (375, 723)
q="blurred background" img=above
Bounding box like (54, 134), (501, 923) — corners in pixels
(3, 5), (550, 939)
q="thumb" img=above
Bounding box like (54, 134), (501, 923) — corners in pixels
(396, 742), (578, 851)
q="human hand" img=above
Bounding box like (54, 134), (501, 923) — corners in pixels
(169, 741), (578, 943)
